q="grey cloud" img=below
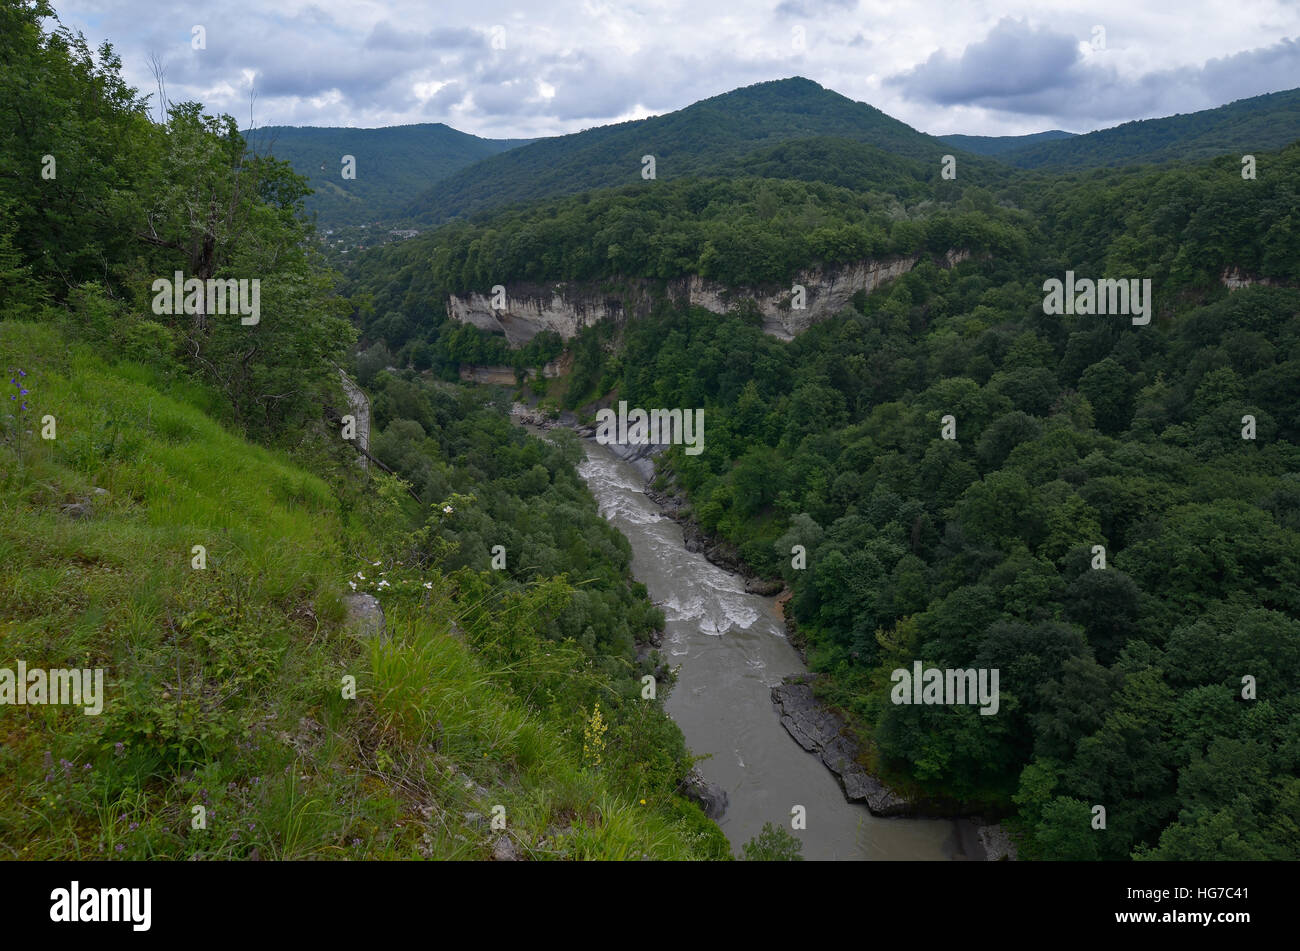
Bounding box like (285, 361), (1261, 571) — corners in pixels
(889, 18), (1300, 124)
(889, 18), (1080, 106)
(364, 22), (486, 52)
(775, 0), (857, 17)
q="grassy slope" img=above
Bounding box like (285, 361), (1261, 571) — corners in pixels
(0, 321), (721, 860)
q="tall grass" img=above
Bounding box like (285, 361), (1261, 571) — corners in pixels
(0, 321), (723, 861)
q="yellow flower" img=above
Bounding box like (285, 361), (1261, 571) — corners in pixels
(581, 704), (608, 769)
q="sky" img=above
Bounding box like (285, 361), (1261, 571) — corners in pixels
(50, 0), (1300, 139)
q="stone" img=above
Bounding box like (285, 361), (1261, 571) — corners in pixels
(680, 767), (729, 820)
(491, 835), (521, 861)
(60, 501), (93, 520)
(342, 593), (385, 640)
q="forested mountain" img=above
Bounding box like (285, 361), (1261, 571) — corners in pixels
(405, 77), (1000, 224)
(246, 123), (532, 228)
(343, 78), (1300, 861)
(940, 129), (1076, 155)
(6, 0), (1299, 866)
(990, 87), (1300, 168)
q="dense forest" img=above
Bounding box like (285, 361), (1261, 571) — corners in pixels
(4, 0), (1298, 864)
(343, 82), (1300, 860)
(247, 123), (531, 229)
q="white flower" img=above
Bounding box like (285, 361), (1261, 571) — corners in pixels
(348, 581), (357, 590)
(372, 560), (381, 567)
(355, 572), (365, 580)
(377, 579), (391, 589)
(423, 582), (433, 590)
(442, 505), (454, 514)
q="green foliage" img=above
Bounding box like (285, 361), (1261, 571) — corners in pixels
(246, 123), (531, 229)
(741, 821), (804, 861)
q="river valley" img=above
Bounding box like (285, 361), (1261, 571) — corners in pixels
(570, 436), (963, 860)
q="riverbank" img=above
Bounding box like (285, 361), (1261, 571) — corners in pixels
(510, 402), (1017, 858)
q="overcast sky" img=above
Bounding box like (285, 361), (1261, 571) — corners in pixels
(51, 0), (1300, 139)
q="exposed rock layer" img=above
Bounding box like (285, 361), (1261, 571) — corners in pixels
(447, 251), (972, 345)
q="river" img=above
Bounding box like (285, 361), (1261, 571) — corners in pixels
(571, 437), (961, 860)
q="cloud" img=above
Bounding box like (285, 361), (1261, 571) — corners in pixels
(888, 18), (1082, 106)
(889, 16), (1300, 124)
(774, 0), (857, 17)
(48, 1), (1300, 136)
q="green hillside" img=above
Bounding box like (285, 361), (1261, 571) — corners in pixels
(0, 322), (724, 860)
(407, 77), (999, 224)
(246, 123), (532, 228)
(993, 87), (1300, 168)
(0, 1), (725, 862)
(940, 129), (1076, 156)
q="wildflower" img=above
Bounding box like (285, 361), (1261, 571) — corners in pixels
(372, 560), (381, 567)
(355, 572), (365, 580)
(640, 799), (646, 805)
(582, 704), (608, 770)
(115, 844), (124, 852)
(376, 579), (390, 589)
(442, 505), (454, 514)
(129, 822), (139, 831)
(348, 581), (356, 590)
(423, 582), (433, 589)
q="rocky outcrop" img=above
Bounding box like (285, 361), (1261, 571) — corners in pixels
(336, 367), (371, 463)
(771, 680), (911, 816)
(1221, 266), (1279, 291)
(447, 251), (972, 346)
(680, 767), (729, 820)
(458, 359), (564, 385)
(342, 593), (385, 640)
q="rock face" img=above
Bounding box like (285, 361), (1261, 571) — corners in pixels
(680, 767), (729, 820)
(458, 359), (564, 385)
(771, 680), (910, 816)
(446, 251), (972, 346)
(978, 822), (1019, 861)
(336, 368), (371, 462)
(1221, 266), (1279, 291)
(342, 593), (385, 640)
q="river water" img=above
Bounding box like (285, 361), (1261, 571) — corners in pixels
(572, 437), (960, 860)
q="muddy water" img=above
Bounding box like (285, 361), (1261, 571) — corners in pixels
(574, 438), (958, 860)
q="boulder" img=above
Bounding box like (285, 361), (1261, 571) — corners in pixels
(342, 593), (385, 640)
(680, 767), (728, 820)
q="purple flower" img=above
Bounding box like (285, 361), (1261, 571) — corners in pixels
(115, 844), (124, 852)
(18, 370), (24, 377)
(129, 822), (139, 831)
(19, 389), (27, 396)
